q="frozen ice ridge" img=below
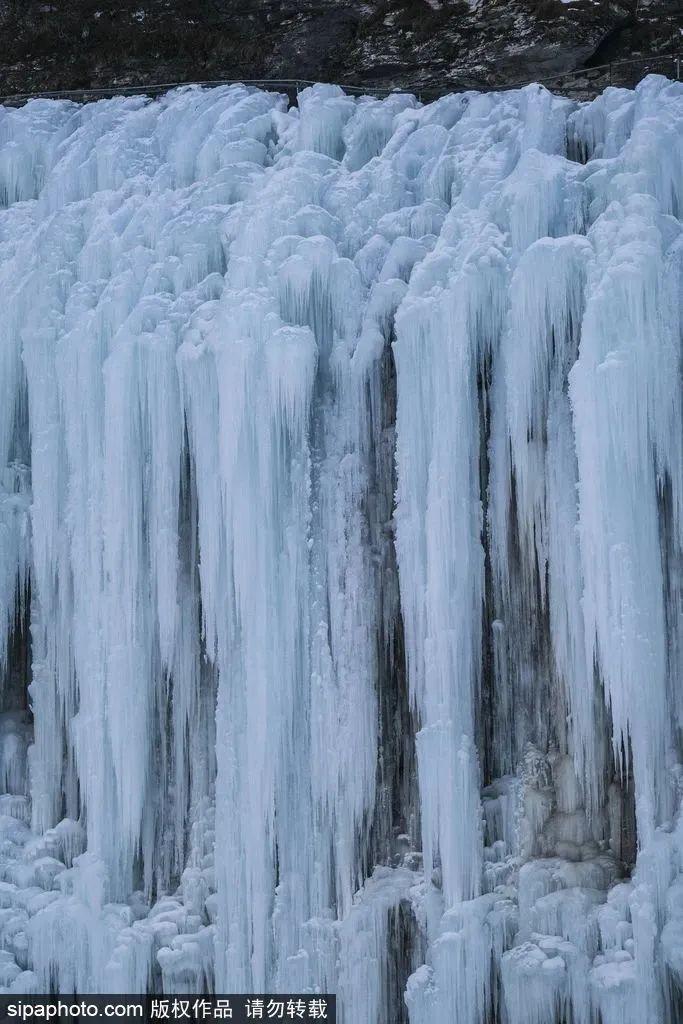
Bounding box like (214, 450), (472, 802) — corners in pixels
(0, 72), (680, 1022)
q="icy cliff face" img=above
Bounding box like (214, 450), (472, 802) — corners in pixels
(0, 75), (680, 1022)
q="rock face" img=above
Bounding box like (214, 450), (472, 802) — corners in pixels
(0, 0), (680, 99)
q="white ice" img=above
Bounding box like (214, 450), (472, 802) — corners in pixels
(0, 74), (679, 1023)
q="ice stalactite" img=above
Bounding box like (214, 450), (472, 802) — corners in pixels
(0, 73), (680, 1024)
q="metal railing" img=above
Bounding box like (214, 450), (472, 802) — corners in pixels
(0, 52), (680, 107)
(512, 51), (682, 92)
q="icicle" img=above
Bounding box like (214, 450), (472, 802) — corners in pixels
(0, 75), (678, 1018)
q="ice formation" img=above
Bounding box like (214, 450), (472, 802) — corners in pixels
(0, 73), (680, 1022)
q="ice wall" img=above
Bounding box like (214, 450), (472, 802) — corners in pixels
(0, 74), (680, 1022)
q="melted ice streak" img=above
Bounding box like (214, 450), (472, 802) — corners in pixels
(0, 74), (679, 1021)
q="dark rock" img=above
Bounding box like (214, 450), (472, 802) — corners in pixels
(0, 0), (680, 100)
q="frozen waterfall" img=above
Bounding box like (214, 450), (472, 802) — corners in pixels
(0, 73), (680, 1023)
